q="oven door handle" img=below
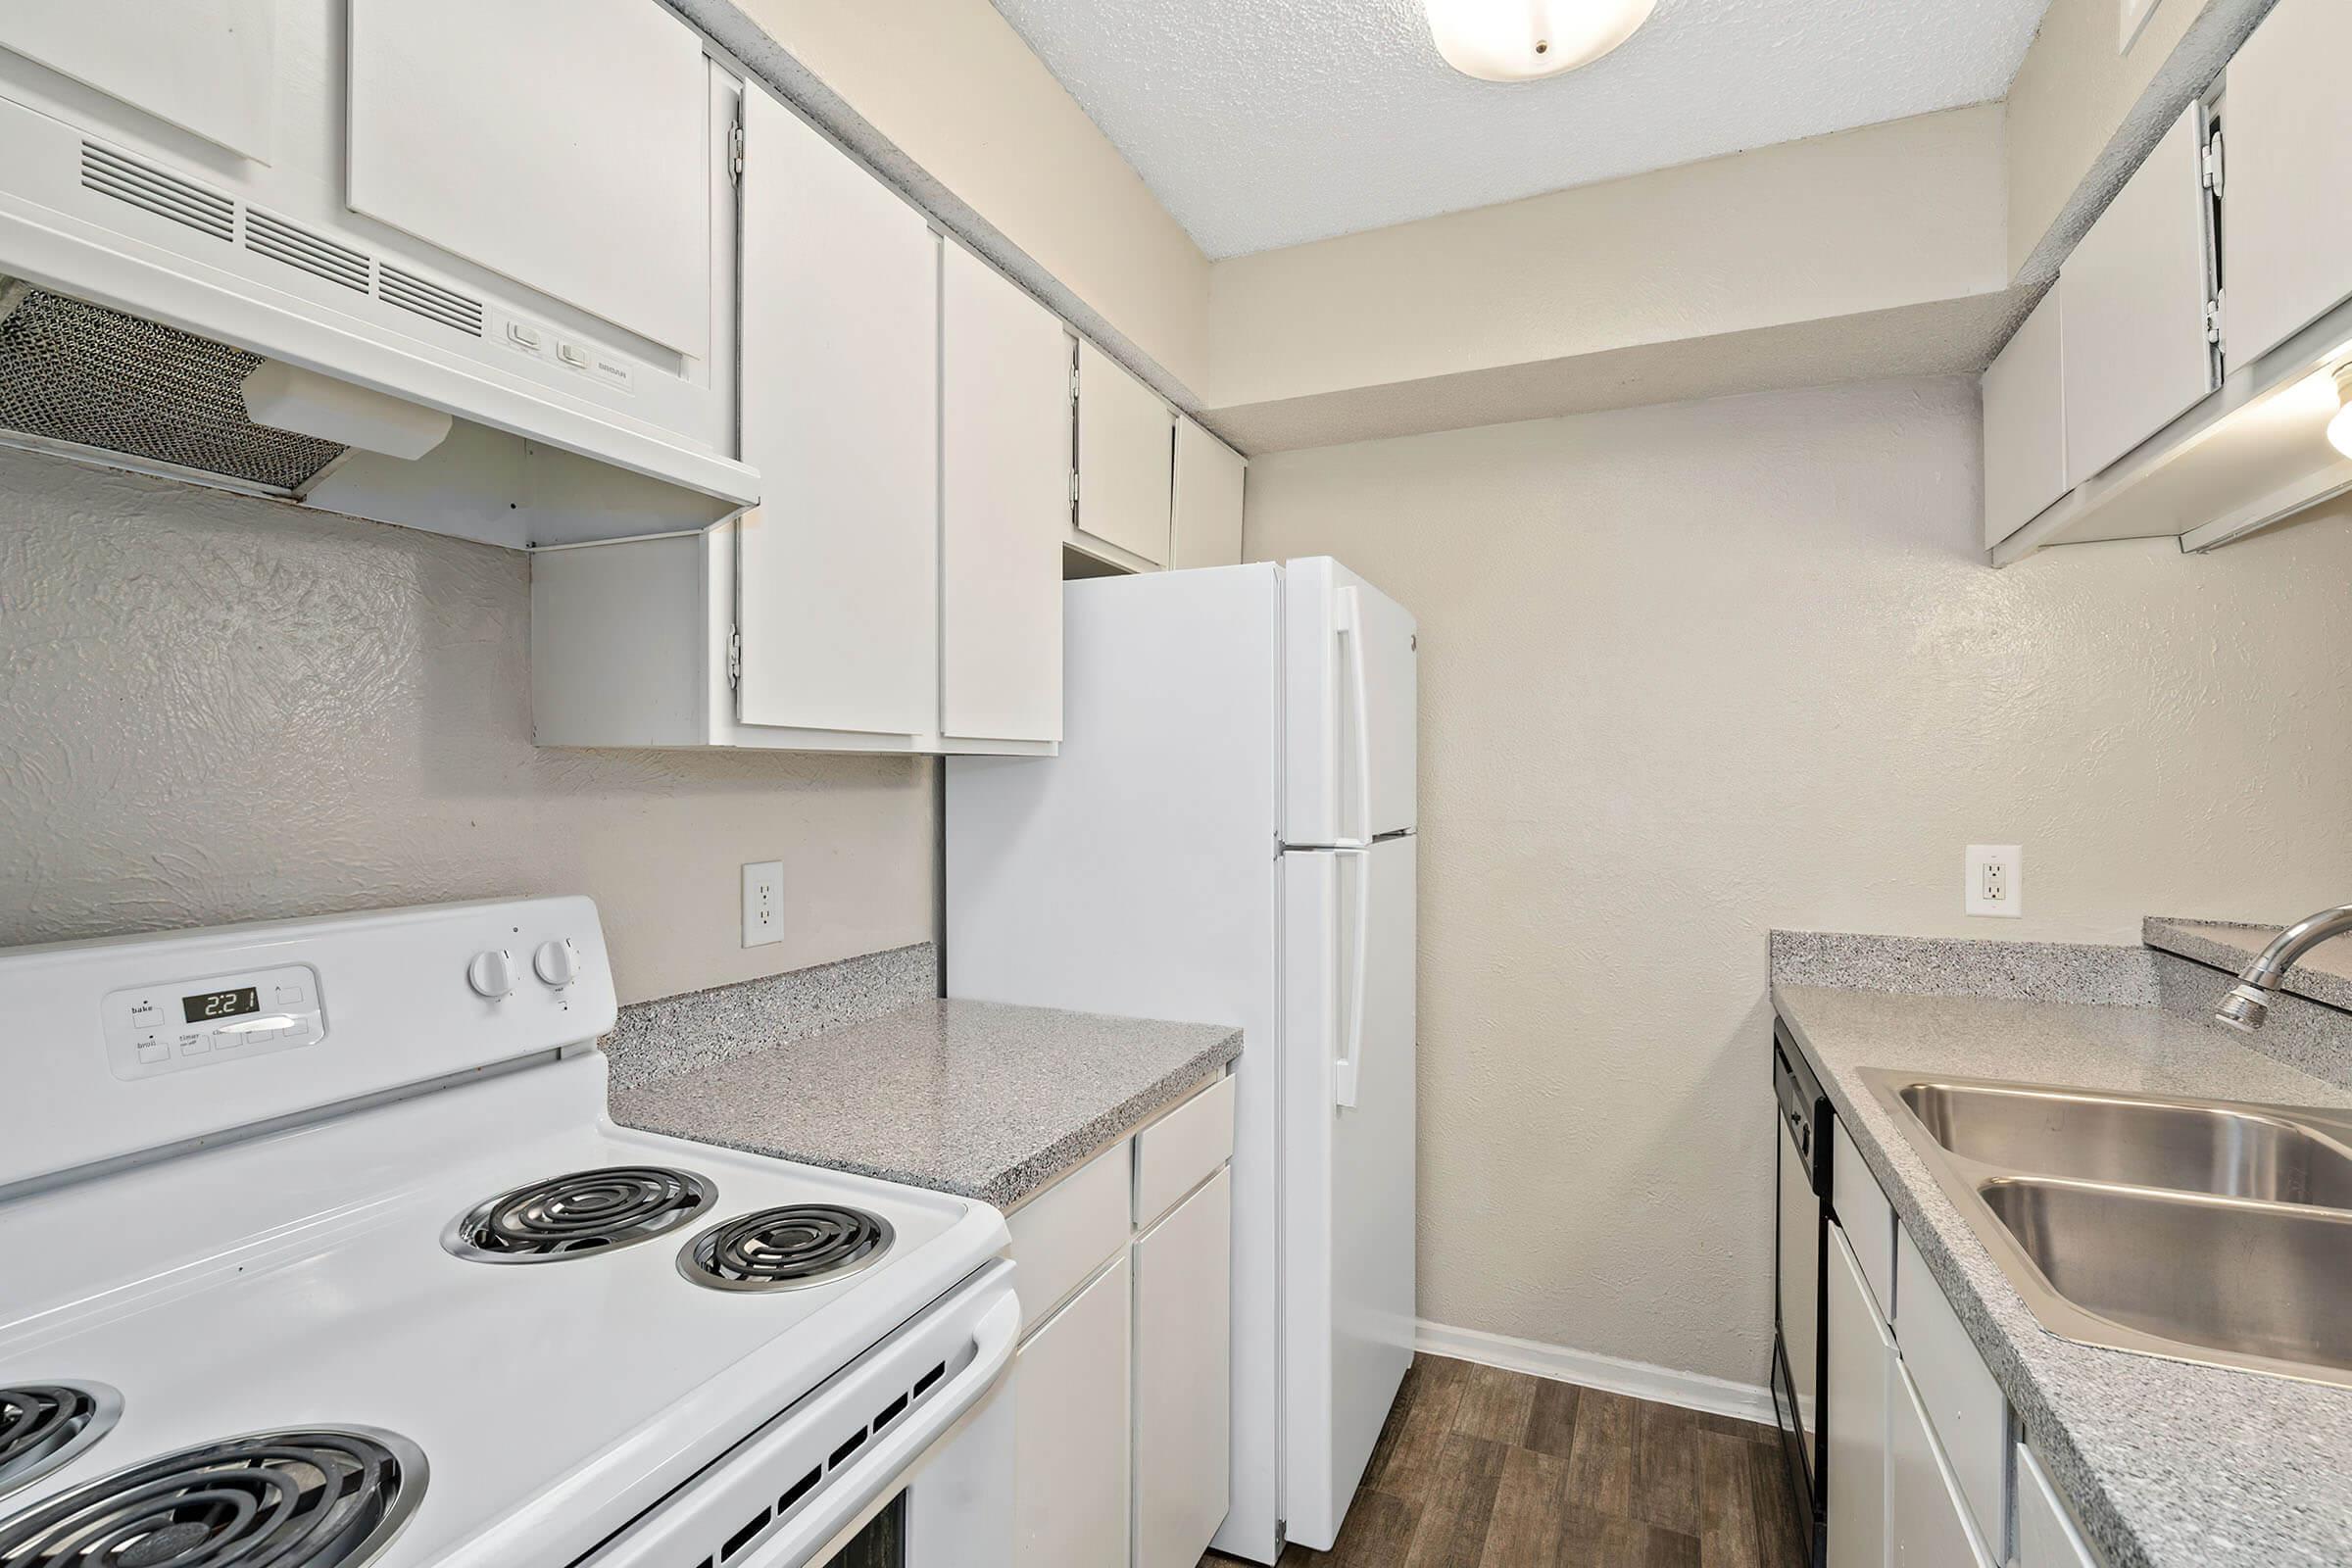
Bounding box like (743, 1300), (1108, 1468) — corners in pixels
(740, 1270), (1021, 1568)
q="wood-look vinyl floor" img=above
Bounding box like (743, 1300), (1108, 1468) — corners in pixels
(1201, 1355), (1808, 1568)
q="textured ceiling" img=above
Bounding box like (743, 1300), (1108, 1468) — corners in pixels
(987, 0), (2054, 258)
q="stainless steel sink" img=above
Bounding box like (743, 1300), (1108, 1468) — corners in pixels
(1897, 1080), (2352, 1207)
(1863, 1070), (2352, 1388)
(1981, 1178), (2352, 1376)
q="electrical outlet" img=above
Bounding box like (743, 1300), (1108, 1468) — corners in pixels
(742, 860), (784, 948)
(1965, 845), (2023, 918)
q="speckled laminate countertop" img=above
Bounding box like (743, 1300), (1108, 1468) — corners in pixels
(1773, 982), (2352, 1568)
(609, 999), (1242, 1209)
(2144, 915), (2352, 1015)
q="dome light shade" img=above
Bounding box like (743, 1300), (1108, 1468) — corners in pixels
(1425, 0), (1658, 81)
(2329, 363), (2352, 460)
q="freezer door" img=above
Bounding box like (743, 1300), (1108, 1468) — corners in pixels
(1280, 836), (1417, 1552)
(1285, 559), (1418, 847)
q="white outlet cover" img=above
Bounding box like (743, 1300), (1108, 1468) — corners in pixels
(1965, 845), (2023, 918)
(742, 860), (784, 948)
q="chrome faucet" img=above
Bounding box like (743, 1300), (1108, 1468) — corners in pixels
(2214, 905), (2352, 1031)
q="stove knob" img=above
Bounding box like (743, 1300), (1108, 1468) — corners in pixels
(466, 948), (517, 1000)
(533, 938), (580, 989)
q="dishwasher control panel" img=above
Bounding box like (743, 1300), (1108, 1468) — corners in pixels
(103, 963), (326, 1081)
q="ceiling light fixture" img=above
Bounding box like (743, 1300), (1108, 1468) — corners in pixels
(2328, 363), (2352, 459)
(1424, 0), (1658, 81)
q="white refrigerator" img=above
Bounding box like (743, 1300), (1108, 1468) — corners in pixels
(946, 557), (1418, 1561)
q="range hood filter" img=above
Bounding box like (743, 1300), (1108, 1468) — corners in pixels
(0, 283), (348, 493)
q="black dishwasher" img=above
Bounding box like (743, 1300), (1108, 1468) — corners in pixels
(1770, 1019), (1830, 1567)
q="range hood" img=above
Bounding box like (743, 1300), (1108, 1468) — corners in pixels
(0, 0), (760, 550)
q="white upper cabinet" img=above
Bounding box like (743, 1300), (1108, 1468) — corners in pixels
(1981, 282), (2067, 549)
(2059, 106), (2218, 484)
(0, 0), (273, 159)
(346, 0), (710, 358)
(1075, 340), (1175, 568)
(1171, 416), (1248, 570)
(941, 245), (1067, 744)
(2220, 0), (2352, 371)
(737, 84), (939, 738)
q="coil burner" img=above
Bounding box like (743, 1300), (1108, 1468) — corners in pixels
(0, 1427), (423, 1568)
(443, 1166), (716, 1264)
(678, 1205), (895, 1293)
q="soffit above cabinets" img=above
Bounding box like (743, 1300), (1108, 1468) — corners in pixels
(986, 0), (2054, 258)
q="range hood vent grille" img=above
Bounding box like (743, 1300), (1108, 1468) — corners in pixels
(379, 265), (483, 338)
(245, 211), (369, 294)
(0, 285), (347, 492)
(78, 143), (233, 244)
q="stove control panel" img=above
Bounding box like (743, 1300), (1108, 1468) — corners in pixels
(101, 963), (326, 1081)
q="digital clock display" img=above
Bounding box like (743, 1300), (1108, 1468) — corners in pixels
(182, 986), (261, 1023)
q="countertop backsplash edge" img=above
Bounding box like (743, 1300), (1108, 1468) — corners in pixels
(601, 942), (939, 1091)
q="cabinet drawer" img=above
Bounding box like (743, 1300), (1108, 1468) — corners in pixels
(1008, 1139), (1132, 1336)
(1895, 1229), (2007, 1553)
(2016, 1442), (2098, 1568)
(1833, 1119), (1895, 1321)
(1135, 1074), (1235, 1227)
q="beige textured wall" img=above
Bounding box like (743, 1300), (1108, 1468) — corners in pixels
(1207, 106), (2008, 413)
(734, 0), (1212, 394)
(1244, 377), (2352, 1384)
(0, 450), (934, 1004)
(2004, 0), (2203, 276)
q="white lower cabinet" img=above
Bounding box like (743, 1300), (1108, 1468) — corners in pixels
(1819, 1106), (2038, 1568)
(1006, 1075), (1235, 1568)
(1014, 1252), (1132, 1568)
(1888, 1357), (1997, 1568)
(1826, 1225), (1892, 1568)
(2016, 1443), (2099, 1568)
(1133, 1168), (1232, 1568)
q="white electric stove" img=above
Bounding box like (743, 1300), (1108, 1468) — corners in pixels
(0, 898), (1017, 1568)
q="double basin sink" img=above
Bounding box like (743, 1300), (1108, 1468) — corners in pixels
(1862, 1069), (2352, 1387)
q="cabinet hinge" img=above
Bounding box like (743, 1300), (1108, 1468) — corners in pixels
(728, 121), (746, 184)
(2205, 293), (2225, 348)
(726, 624), (743, 686)
(1068, 468), (1080, 508)
(1070, 364), (1081, 402)
(2201, 128), (2225, 195)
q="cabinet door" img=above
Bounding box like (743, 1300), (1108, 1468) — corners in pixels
(1134, 1167), (1232, 1568)
(347, 0), (710, 357)
(1886, 1364), (1996, 1568)
(737, 86), (939, 736)
(1826, 1226), (1892, 1568)
(1981, 283), (2067, 549)
(0, 0), (273, 158)
(2015, 1443), (2098, 1568)
(1171, 417), (1247, 570)
(1075, 341), (1173, 566)
(941, 244), (1066, 743)
(1015, 1253), (1133, 1568)
(2061, 106), (2216, 483)
(2222, 0), (2352, 370)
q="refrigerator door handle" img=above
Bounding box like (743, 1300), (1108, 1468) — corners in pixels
(1333, 845), (1371, 1109)
(1336, 586), (1374, 851)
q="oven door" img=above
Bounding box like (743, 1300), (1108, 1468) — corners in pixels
(582, 1261), (1018, 1568)
(812, 1365), (1014, 1568)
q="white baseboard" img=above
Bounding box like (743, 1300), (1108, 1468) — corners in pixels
(1413, 1318), (1778, 1428)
